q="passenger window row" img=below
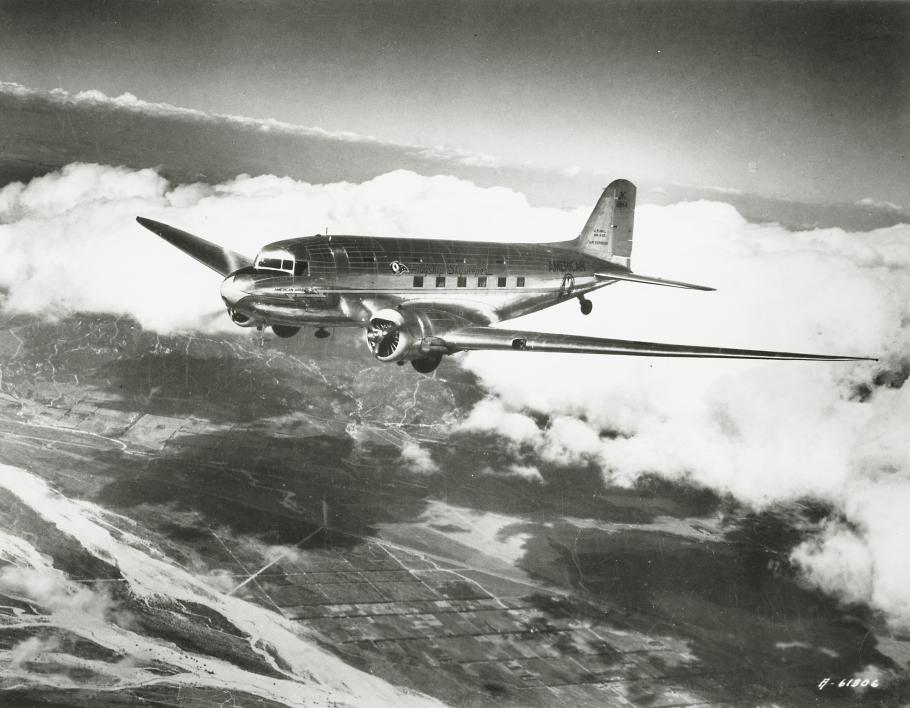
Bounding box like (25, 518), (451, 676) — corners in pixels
(412, 276), (526, 288)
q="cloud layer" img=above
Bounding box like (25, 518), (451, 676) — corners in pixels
(461, 200), (910, 629)
(0, 81), (501, 168)
(0, 163), (584, 330)
(2, 163), (909, 630)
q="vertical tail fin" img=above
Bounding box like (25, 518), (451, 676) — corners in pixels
(574, 179), (636, 268)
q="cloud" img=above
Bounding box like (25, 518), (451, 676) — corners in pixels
(0, 527), (116, 621)
(857, 197), (904, 212)
(790, 521), (875, 606)
(460, 198), (910, 628)
(502, 464), (544, 483)
(0, 163), (584, 331)
(400, 441), (439, 474)
(415, 145), (502, 168)
(0, 81), (500, 169)
(3, 162), (910, 631)
(7, 635), (59, 670)
(0, 564), (115, 622)
(457, 398), (540, 447)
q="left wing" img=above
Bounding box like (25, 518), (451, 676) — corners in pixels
(137, 217), (252, 276)
(440, 326), (875, 361)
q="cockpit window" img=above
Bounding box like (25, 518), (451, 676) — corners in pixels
(255, 248), (297, 275)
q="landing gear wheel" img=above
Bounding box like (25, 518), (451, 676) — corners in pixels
(314, 328), (331, 339)
(272, 325), (300, 338)
(411, 355), (442, 374)
(579, 296), (593, 316)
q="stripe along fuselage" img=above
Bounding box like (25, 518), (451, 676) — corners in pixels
(220, 234), (617, 329)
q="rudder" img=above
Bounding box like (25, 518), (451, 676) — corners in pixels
(574, 179), (636, 268)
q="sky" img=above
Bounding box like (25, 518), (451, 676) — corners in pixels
(1, 0), (910, 637)
(1, 0), (907, 208)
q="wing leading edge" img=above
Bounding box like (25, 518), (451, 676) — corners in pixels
(441, 326), (876, 361)
(137, 217), (252, 276)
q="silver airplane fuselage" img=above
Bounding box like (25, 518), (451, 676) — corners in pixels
(220, 234), (611, 330)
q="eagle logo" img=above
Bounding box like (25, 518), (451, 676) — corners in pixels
(389, 260), (410, 274)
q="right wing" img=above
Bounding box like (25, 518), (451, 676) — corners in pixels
(441, 326), (875, 361)
(137, 217), (252, 276)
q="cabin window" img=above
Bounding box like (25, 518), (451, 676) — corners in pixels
(516, 276), (525, 287)
(457, 276), (467, 288)
(294, 261), (309, 276)
(497, 276), (507, 288)
(413, 275), (424, 287)
(436, 276), (446, 287)
(477, 276), (487, 287)
(496, 257), (507, 265)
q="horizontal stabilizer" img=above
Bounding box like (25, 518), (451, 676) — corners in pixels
(442, 326), (876, 362)
(136, 217), (252, 276)
(595, 271), (715, 291)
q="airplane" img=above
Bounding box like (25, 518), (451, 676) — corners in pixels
(137, 179), (874, 374)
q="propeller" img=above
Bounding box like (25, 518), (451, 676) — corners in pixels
(377, 329), (400, 358)
(367, 320), (402, 358)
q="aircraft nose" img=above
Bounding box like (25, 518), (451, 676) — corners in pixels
(220, 273), (253, 305)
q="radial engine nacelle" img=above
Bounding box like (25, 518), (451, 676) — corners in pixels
(364, 307), (452, 371)
(228, 308), (257, 327)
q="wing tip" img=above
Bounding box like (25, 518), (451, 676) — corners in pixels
(136, 216), (161, 232)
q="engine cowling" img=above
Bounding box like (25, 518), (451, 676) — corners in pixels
(365, 309), (416, 363)
(228, 308), (257, 327)
(365, 307), (454, 364)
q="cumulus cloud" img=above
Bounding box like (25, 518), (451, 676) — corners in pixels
(0, 164), (581, 331)
(7, 635), (59, 669)
(0, 565), (114, 622)
(502, 464), (544, 483)
(461, 198), (910, 628)
(3, 162), (910, 631)
(458, 398), (540, 447)
(459, 401), (605, 472)
(791, 521), (875, 607)
(0, 529), (118, 625)
(0, 163), (584, 331)
(400, 441), (439, 475)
